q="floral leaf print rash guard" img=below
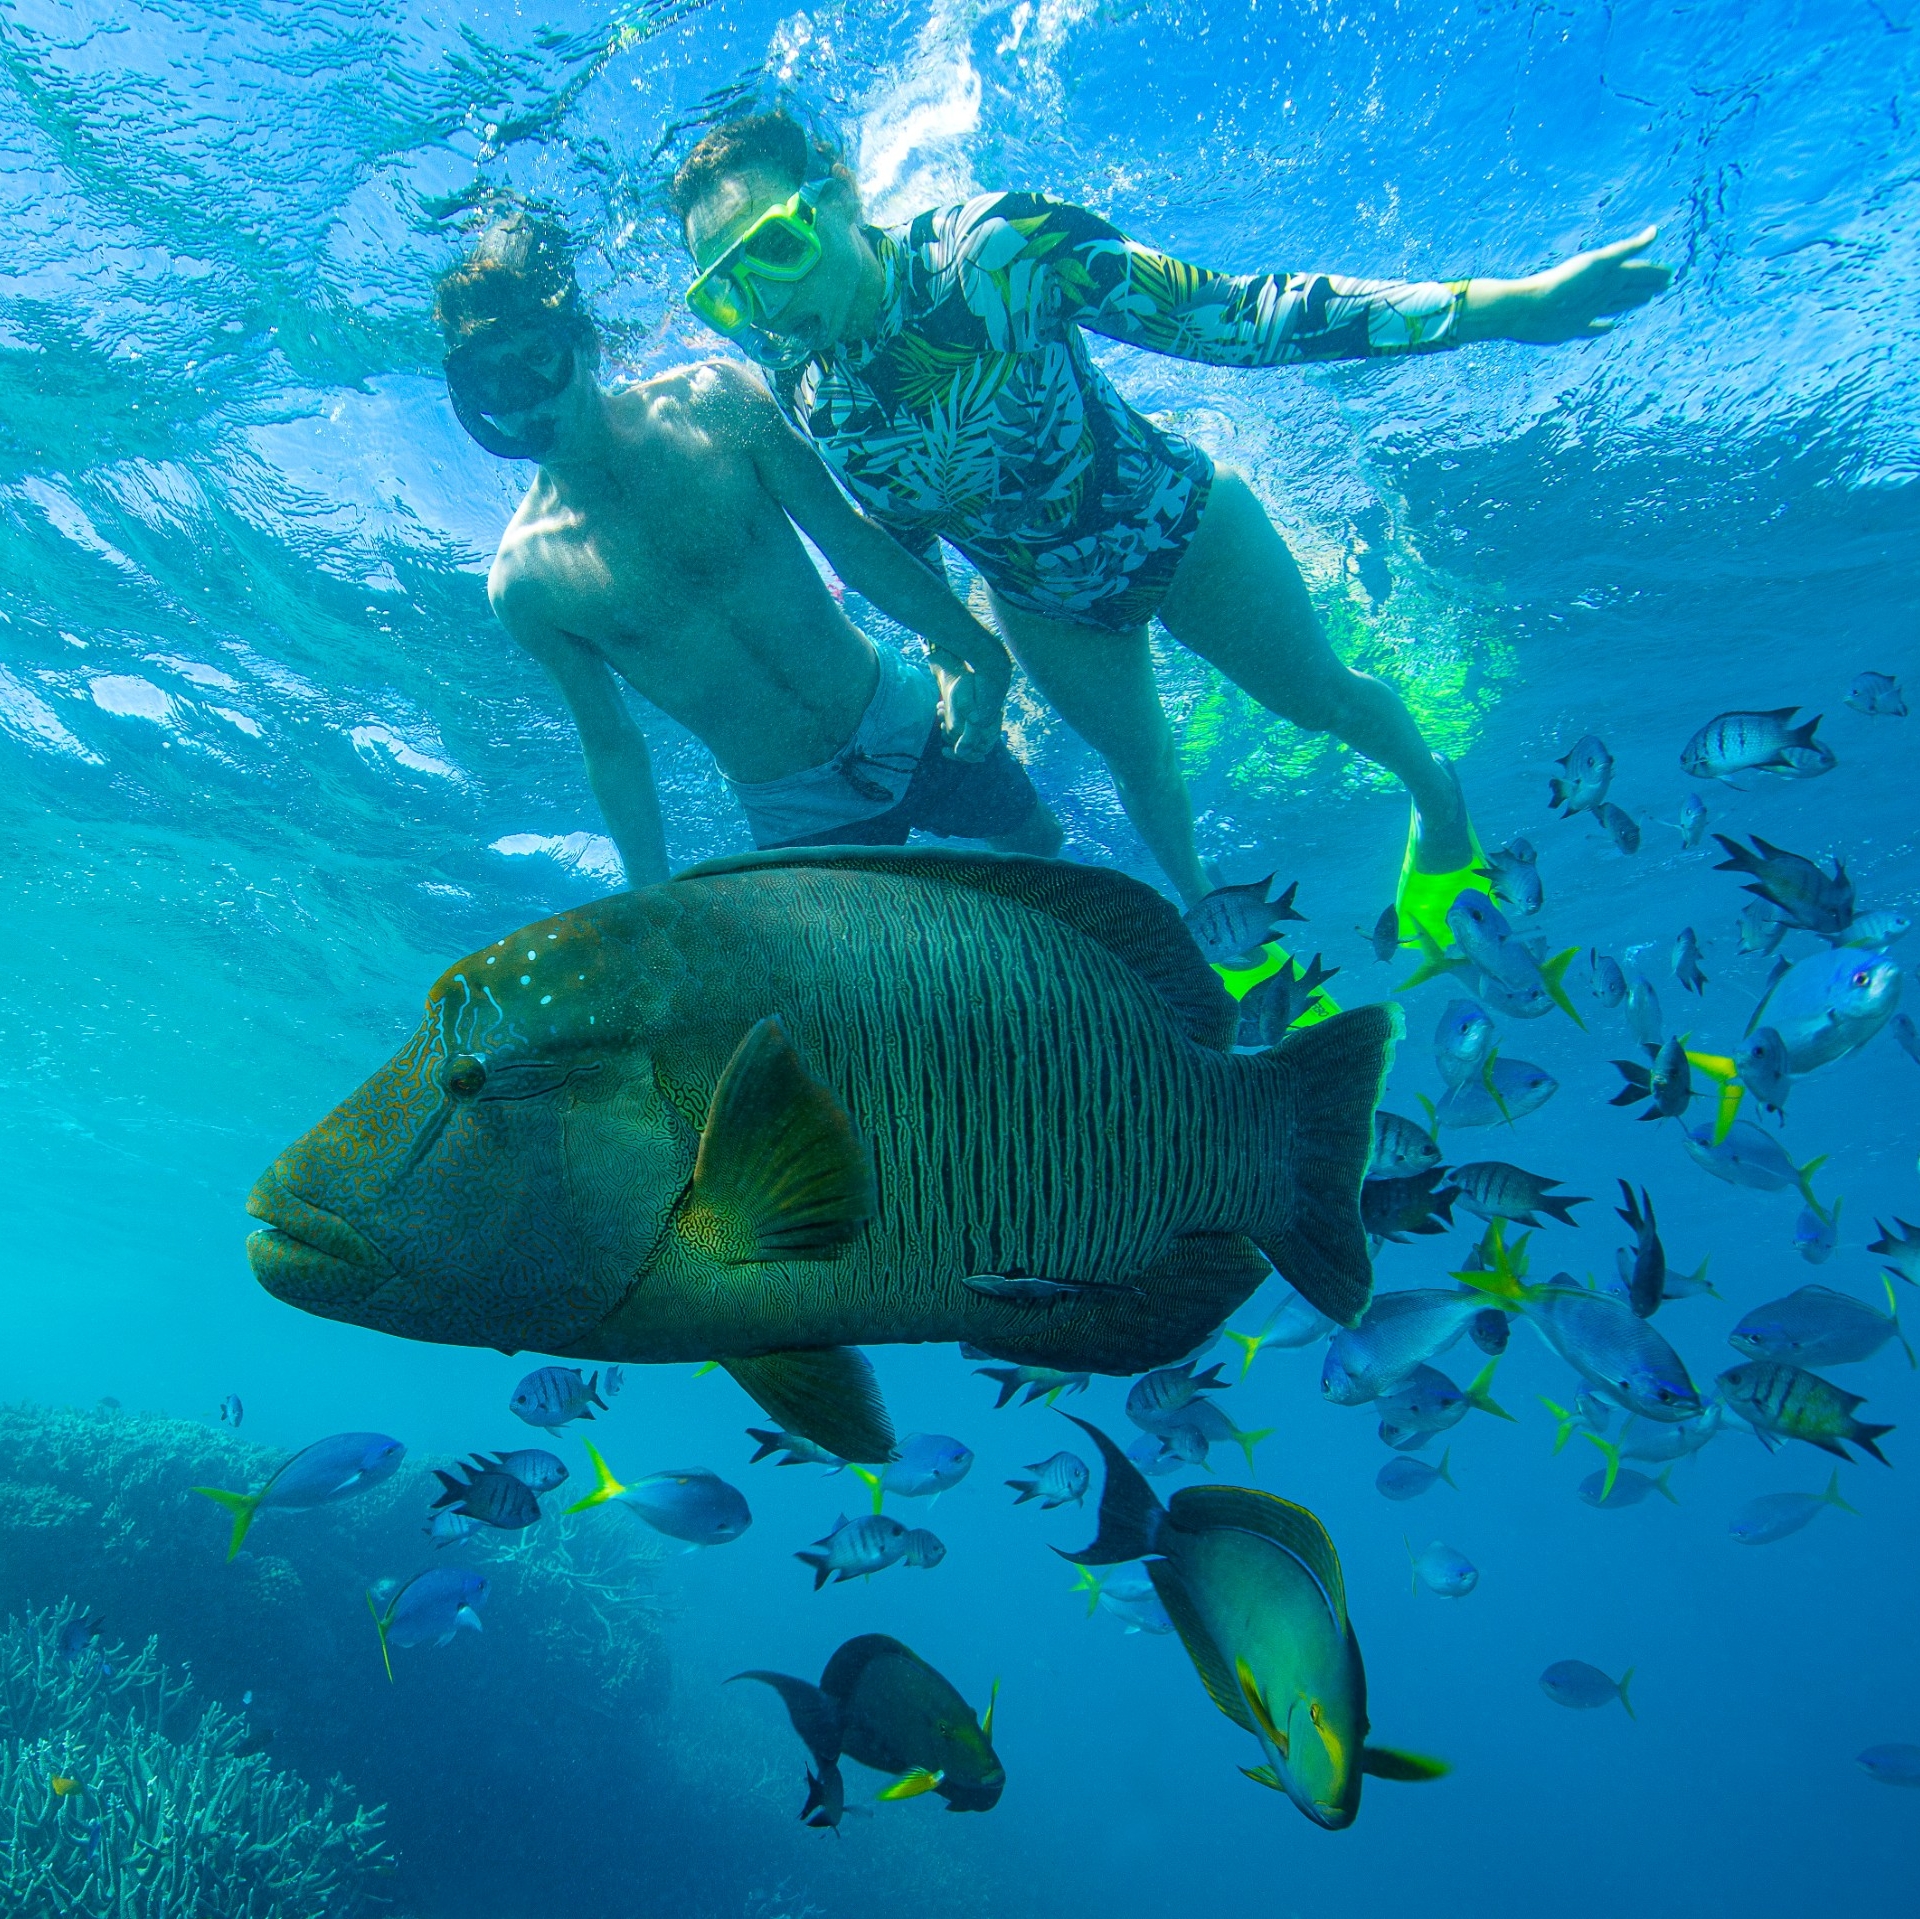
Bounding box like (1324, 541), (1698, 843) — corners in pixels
(771, 192), (1468, 631)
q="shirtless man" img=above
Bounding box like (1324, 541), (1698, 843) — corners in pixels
(433, 210), (1059, 884)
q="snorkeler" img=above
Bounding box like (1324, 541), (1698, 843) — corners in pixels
(667, 115), (1671, 936)
(435, 209), (1059, 885)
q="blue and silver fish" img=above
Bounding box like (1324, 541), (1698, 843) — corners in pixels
(508, 1366), (605, 1430)
(1730, 1282), (1912, 1368)
(747, 1428), (846, 1470)
(1007, 1451), (1091, 1509)
(431, 1463), (541, 1533)
(1322, 1290), (1487, 1405)
(1436, 1057), (1558, 1128)
(1749, 946), (1902, 1073)
(1481, 839), (1542, 917)
(219, 1394), (244, 1429)
(793, 1512), (909, 1588)
(1717, 1361), (1893, 1464)
(1587, 951), (1627, 1008)
(1375, 1452), (1455, 1501)
(474, 1449), (569, 1495)
(1125, 1361), (1229, 1431)
(1738, 899), (1787, 956)
(1728, 1472), (1854, 1545)
(566, 1443), (751, 1544)
(1846, 671), (1906, 717)
(1182, 875), (1304, 965)
(1367, 1110), (1442, 1181)
(1539, 1660), (1633, 1714)
(1594, 802), (1640, 855)
(1407, 1540), (1478, 1597)
(1682, 707), (1829, 781)
(1681, 1119), (1822, 1196)
(193, 1432), (405, 1560)
(367, 1568), (487, 1679)
(1548, 736), (1614, 818)
(1671, 928), (1708, 996)
(899, 1527), (947, 1570)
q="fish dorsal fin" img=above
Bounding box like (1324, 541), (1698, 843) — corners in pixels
(674, 847), (1236, 1050)
(680, 1016), (875, 1263)
(1168, 1486), (1348, 1628)
(1145, 1562), (1257, 1735)
(720, 1348), (896, 1463)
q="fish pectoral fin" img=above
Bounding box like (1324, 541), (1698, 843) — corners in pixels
(1239, 1764), (1287, 1793)
(679, 1017), (875, 1264)
(1361, 1745), (1449, 1782)
(720, 1348), (896, 1465)
(1234, 1658), (1288, 1757)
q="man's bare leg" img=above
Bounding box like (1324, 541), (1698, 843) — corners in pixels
(986, 593), (1211, 905)
(1157, 470), (1472, 872)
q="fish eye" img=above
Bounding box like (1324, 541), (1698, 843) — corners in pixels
(441, 1054), (487, 1099)
(1851, 969), (1870, 988)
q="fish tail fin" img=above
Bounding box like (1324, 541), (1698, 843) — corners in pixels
(1230, 1424), (1277, 1475)
(1361, 1746), (1450, 1782)
(1465, 1360), (1514, 1422)
(1546, 776), (1570, 813)
(746, 1428), (783, 1464)
(1823, 1471), (1858, 1515)
(192, 1486), (260, 1562)
(981, 1676), (999, 1743)
(1791, 1154), (1829, 1210)
(365, 1589), (394, 1685)
(1616, 1668), (1636, 1719)
(1068, 1566), (1106, 1616)
(1584, 1432), (1622, 1502)
(561, 1439), (627, 1515)
(1541, 948), (1587, 1029)
(1436, 1447), (1455, 1489)
(1054, 1416), (1167, 1566)
(848, 1465), (884, 1513)
(1787, 712), (1823, 748)
(1882, 1277), (1916, 1368)
(793, 1551), (833, 1591)
(1005, 1478), (1039, 1504)
(976, 1368), (1023, 1410)
(1539, 1194), (1589, 1228)
(1851, 1423), (1895, 1467)
(1654, 1467), (1678, 1505)
(1222, 1328), (1264, 1381)
(587, 1370), (608, 1412)
(1540, 1398), (1576, 1454)
(1246, 1003), (1403, 1327)
(1404, 1533), (1418, 1596)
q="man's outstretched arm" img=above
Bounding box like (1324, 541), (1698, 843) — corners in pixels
(715, 363), (1015, 763)
(997, 192), (1669, 364)
(493, 589), (670, 887)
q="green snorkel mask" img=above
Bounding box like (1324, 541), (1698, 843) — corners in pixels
(685, 184), (828, 369)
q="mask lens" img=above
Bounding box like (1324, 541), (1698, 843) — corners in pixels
(744, 218), (815, 271)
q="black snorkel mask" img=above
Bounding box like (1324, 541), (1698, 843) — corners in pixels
(443, 316), (586, 461)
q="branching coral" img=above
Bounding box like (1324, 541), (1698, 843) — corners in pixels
(0, 1600), (389, 1915)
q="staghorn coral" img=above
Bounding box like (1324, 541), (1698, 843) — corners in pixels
(0, 1600), (388, 1915)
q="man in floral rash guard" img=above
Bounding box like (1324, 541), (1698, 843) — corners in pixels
(672, 113), (1669, 932)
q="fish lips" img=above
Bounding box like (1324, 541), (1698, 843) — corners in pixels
(939, 1767), (1005, 1811)
(245, 1173), (393, 1310)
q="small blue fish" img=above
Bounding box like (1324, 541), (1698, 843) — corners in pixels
(1594, 802), (1640, 855)
(1615, 1405), (1723, 1463)
(1682, 707), (1827, 781)
(367, 1568), (487, 1679)
(1739, 900), (1787, 956)
(1714, 834), (1855, 936)
(1587, 951), (1627, 1008)
(873, 1433), (974, 1502)
(1482, 840), (1542, 917)
(793, 1512), (908, 1588)
(193, 1433), (406, 1560)
(475, 1449), (569, 1495)
(899, 1527), (947, 1570)
(1096, 1568), (1173, 1635)
(1125, 1360), (1229, 1431)
(424, 1509), (481, 1549)
(1794, 1200), (1840, 1265)
(1672, 794), (1709, 850)
(1436, 1057), (1558, 1128)
(1407, 1539), (1477, 1597)
(1728, 1472), (1854, 1545)
(1368, 1110), (1442, 1180)
(1548, 735), (1614, 818)
(1735, 1028), (1792, 1116)
(1007, 1451), (1091, 1509)
(1730, 1282), (1912, 1368)
(974, 1361), (1091, 1408)
(1376, 1364), (1509, 1441)
(1626, 974), (1663, 1050)
(431, 1464), (541, 1532)
(1840, 908), (1913, 949)
(1846, 672), (1906, 718)
(57, 1613), (103, 1662)
(1892, 1013), (1920, 1066)
(566, 1443), (750, 1544)
(1576, 1441), (1677, 1510)
(219, 1394), (244, 1429)
(508, 1366), (605, 1430)
(1368, 905), (1401, 963)
(603, 1365), (626, 1397)
(1857, 1744), (1920, 1786)
(1671, 928), (1708, 996)
(1152, 1397), (1275, 1473)
(1433, 998), (1499, 1091)
(1540, 1660), (1634, 1715)
(1223, 1291), (1337, 1374)
(1182, 875), (1303, 966)
(1682, 1119), (1821, 1196)
(1376, 1451), (1454, 1501)
(1322, 1291), (1486, 1405)
(1127, 1429), (1205, 1475)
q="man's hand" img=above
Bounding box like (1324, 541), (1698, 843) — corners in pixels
(1460, 226), (1672, 346)
(928, 646), (1011, 764)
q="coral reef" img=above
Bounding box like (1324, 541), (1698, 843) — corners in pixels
(0, 1600), (388, 1914)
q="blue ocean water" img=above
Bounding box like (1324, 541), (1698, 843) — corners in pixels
(3, 0), (1917, 1913)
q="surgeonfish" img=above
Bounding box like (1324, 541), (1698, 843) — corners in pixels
(1728, 1472), (1855, 1545)
(366, 1568), (488, 1682)
(1539, 1660), (1633, 1715)
(1717, 1361), (1893, 1464)
(192, 1432), (405, 1561)
(732, 1634), (1003, 1819)
(247, 853), (1400, 1464)
(564, 1442), (752, 1544)
(1061, 1417), (1445, 1829)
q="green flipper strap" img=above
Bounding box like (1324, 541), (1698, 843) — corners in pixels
(1395, 799), (1489, 954)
